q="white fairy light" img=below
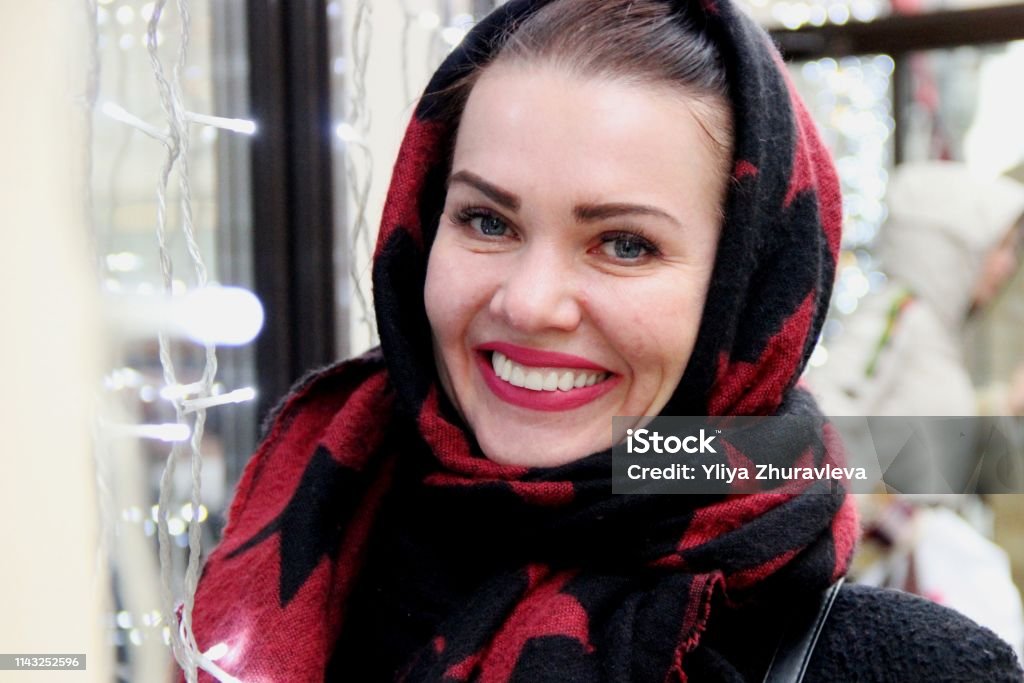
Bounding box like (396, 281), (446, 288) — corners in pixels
(182, 388), (257, 413)
(101, 101), (166, 141)
(418, 10), (441, 29)
(104, 285), (264, 345)
(334, 121), (360, 142)
(185, 112), (256, 135)
(116, 5), (134, 25)
(167, 518), (187, 536)
(106, 251), (144, 272)
(827, 4), (851, 25)
(851, 0), (882, 21)
(180, 503), (209, 523)
(177, 286), (265, 346)
(835, 292), (860, 315)
(441, 26), (468, 46)
(104, 422), (192, 442)
(160, 381), (208, 401)
(105, 367), (145, 390)
(204, 643), (229, 661)
(102, 100), (258, 141)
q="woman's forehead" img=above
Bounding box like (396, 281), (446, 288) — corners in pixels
(450, 63), (729, 216)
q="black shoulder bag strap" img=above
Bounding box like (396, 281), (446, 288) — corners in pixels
(762, 578), (845, 683)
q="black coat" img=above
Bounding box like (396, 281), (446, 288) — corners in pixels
(700, 582), (1023, 682)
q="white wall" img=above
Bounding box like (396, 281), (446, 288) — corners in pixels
(0, 1), (111, 680)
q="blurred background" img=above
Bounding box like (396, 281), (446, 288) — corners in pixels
(2, 0), (1023, 680)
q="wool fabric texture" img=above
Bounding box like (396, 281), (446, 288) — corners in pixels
(185, 1), (858, 681)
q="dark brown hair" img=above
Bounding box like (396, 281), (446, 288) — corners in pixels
(435, 0), (733, 175)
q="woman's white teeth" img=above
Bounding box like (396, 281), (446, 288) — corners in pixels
(490, 351), (607, 392)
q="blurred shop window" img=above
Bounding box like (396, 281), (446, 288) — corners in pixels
(773, 3), (1024, 587)
(92, 0), (255, 679)
(326, 0), (501, 358)
(769, 9), (1024, 371)
(897, 43), (1024, 391)
(787, 53), (895, 338)
(901, 43), (1024, 171)
(782, 40), (1024, 389)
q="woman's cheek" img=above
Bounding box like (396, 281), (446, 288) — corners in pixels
(621, 278), (706, 372)
(425, 240), (489, 338)
(606, 272), (706, 339)
(424, 244), (455, 337)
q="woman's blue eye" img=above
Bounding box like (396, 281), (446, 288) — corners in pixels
(471, 214), (508, 236)
(602, 234), (653, 260)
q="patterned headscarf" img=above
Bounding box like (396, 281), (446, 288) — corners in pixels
(185, 1), (857, 680)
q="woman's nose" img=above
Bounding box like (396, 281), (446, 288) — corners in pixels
(489, 245), (582, 333)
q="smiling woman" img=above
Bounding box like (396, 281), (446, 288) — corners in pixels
(426, 63), (726, 466)
(184, 1), (1023, 681)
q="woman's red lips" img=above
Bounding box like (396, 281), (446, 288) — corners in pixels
(474, 343), (619, 411)
(476, 342), (610, 372)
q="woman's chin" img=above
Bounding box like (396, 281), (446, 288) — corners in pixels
(465, 375), (626, 468)
(483, 450), (585, 468)
(477, 432), (604, 468)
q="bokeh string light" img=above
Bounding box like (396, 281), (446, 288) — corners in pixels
(735, 0), (888, 29)
(87, 0), (253, 680)
(789, 54), (896, 367)
(335, 0), (378, 345)
(91, 1), (483, 676)
(331, 0), (483, 353)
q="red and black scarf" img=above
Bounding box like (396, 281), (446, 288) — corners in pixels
(187, 1), (857, 680)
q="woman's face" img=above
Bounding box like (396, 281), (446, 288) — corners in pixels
(424, 63), (728, 467)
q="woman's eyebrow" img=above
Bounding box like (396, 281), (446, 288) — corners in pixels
(574, 203), (681, 227)
(449, 170), (520, 211)
(449, 170), (680, 227)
